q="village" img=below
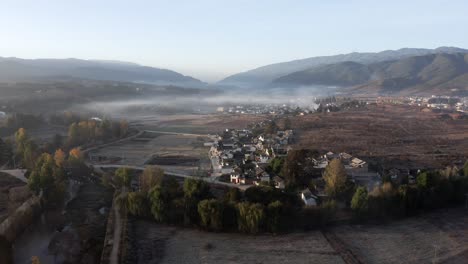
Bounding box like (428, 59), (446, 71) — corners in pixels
(207, 125), (391, 207)
(216, 103), (315, 116)
(1, 100), (467, 264)
(207, 96), (468, 209)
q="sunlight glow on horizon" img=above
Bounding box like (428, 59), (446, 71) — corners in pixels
(1, 0), (467, 82)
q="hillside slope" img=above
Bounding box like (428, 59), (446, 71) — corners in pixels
(219, 47), (468, 88)
(0, 57), (204, 87)
(293, 53), (468, 96)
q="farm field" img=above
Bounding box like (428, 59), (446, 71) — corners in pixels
(125, 219), (345, 264)
(126, 113), (267, 134)
(88, 113), (268, 174)
(332, 208), (468, 264)
(88, 132), (212, 174)
(123, 208), (468, 264)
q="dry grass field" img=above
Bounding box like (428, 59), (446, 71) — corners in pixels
(124, 208), (468, 264)
(95, 104), (467, 171)
(125, 219), (345, 264)
(291, 104), (468, 169)
(89, 132), (212, 174)
(89, 114), (267, 173)
(332, 208), (468, 264)
(128, 114), (267, 134)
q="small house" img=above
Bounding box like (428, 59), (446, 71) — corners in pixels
(300, 188), (318, 207)
(273, 176), (285, 189)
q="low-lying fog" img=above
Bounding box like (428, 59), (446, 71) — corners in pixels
(71, 86), (331, 119)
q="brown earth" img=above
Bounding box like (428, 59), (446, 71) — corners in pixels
(130, 114), (267, 134)
(290, 104), (468, 169)
(332, 208), (468, 264)
(124, 219), (344, 264)
(123, 207), (468, 264)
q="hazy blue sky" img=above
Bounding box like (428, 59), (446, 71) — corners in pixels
(1, 0), (467, 82)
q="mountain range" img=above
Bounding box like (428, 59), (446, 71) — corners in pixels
(272, 53), (468, 96)
(0, 57), (204, 87)
(2, 47), (468, 96)
(219, 47), (468, 95)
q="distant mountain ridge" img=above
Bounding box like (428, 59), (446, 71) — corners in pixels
(219, 47), (468, 88)
(272, 53), (468, 96)
(0, 57), (204, 87)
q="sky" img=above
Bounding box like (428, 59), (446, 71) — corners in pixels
(1, 0), (468, 82)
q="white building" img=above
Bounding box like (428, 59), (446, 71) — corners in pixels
(300, 188), (318, 207)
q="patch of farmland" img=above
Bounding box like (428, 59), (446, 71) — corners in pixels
(89, 134), (210, 167)
(125, 219), (345, 264)
(332, 208), (468, 264)
(293, 104), (468, 169)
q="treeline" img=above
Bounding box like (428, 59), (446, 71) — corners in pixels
(67, 119), (129, 147)
(0, 113), (44, 136)
(1, 111), (130, 152)
(351, 167), (468, 221)
(249, 118), (292, 137)
(2, 113), (130, 171)
(267, 149), (322, 187)
(112, 166), (339, 234)
(315, 96), (337, 104)
(11, 128), (85, 205)
(53, 111), (131, 148)
(12, 127), (87, 170)
(14, 128), (87, 203)
(6, 113), (44, 129)
(49, 112), (86, 126)
(0, 138), (13, 166)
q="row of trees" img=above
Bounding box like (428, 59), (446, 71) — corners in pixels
(116, 166), (338, 234)
(0, 138), (13, 166)
(351, 169), (468, 220)
(15, 128), (39, 169)
(4, 113), (44, 130)
(15, 128), (84, 170)
(268, 151), (351, 198)
(12, 128), (88, 203)
(28, 152), (66, 202)
(49, 111), (85, 126)
(67, 119), (129, 147)
(27, 147), (85, 202)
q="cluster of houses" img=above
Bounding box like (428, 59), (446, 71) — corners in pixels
(382, 95), (467, 113)
(209, 127), (457, 208)
(209, 130), (386, 207)
(296, 151), (382, 207)
(216, 104), (314, 116)
(209, 128), (293, 186)
(312, 151), (382, 192)
(300, 151), (451, 207)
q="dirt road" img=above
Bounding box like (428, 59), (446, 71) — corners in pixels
(0, 169), (28, 183)
(110, 193), (124, 264)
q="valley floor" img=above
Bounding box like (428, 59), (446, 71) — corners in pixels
(124, 208), (468, 264)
